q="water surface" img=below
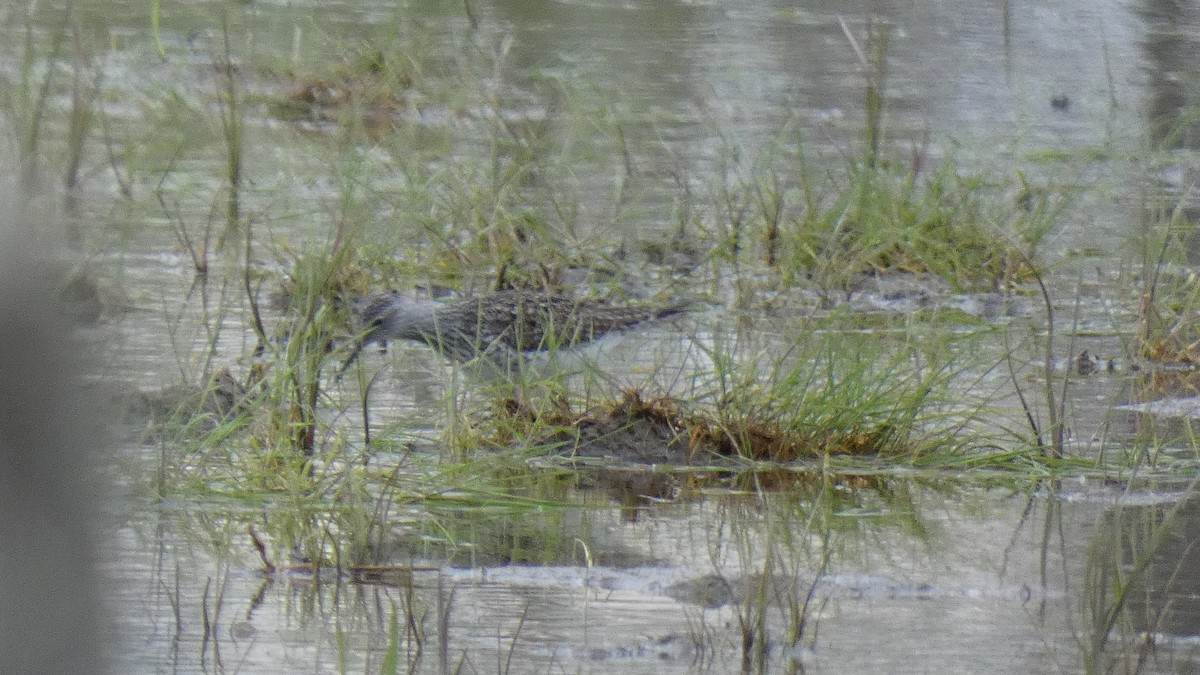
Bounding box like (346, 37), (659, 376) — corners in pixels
(8, 0), (1200, 672)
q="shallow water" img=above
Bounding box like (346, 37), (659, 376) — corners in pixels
(8, 0), (1200, 672)
(101, 480), (1200, 673)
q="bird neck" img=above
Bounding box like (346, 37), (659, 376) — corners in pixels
(380, 298), (446, 343)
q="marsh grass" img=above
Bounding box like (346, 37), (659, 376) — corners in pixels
(7, 1), (70, 192)
(27, 5), (1200, 672)
(131, 22), (657, 562)
(1130, 193), (1200, 364)
(705, 476), (944, 672)
(688, 322), (960, 461)
(688, 17), (1058, 308)
(435, 312), (988, 473)
(260, 43), (414, 129)
(737, 523), (832, 673)
(1117, 98), (1200, 367)
(696, 138), (1057, 324)
(784, 157), (1047, 299)
(70, 8), (1192, 651)
(1, 1), (108, 244)
(1079, 477), (1200, 674)
(208, 16), (1058, 486)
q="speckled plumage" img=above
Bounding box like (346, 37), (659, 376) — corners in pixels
(341, 290), (688, 370)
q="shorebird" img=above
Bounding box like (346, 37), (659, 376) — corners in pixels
(339, 289), (689, 374)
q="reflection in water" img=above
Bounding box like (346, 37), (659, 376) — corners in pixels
(108, 476), (1200, 673)
(108, 519), (447, 673)
(7, 0), (1200, 671)
(1084, 484), (1200, 672)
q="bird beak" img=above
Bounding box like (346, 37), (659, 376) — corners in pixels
(336, 339), (366, 379)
